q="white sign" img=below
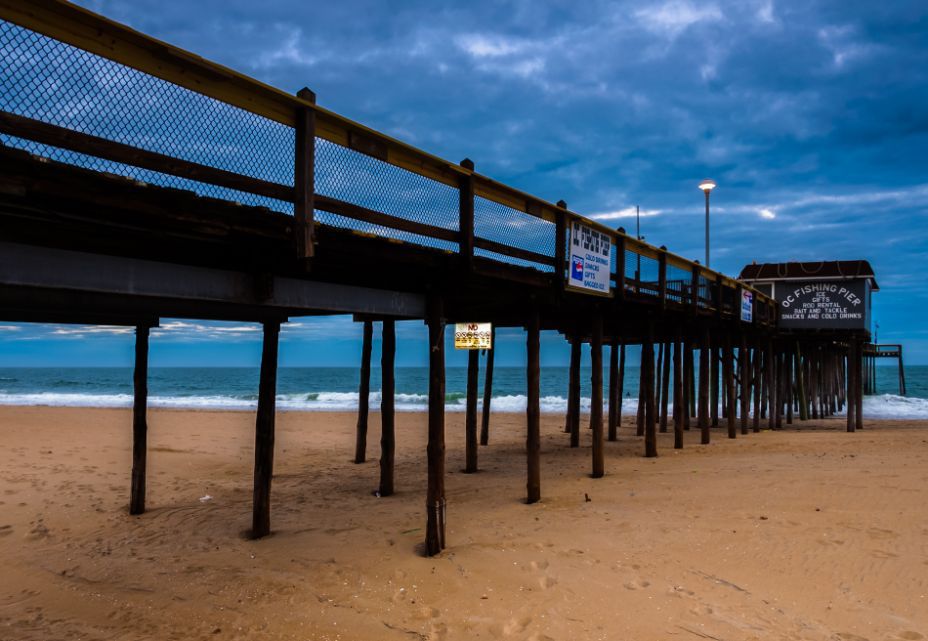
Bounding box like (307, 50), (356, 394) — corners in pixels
(567, 220), (612, 295)
(741, 290), (753, 322)
(454, 323), (493, 350)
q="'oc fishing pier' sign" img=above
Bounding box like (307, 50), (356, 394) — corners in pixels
(774, 281), (868, 330)
(567, 220), (613, 295)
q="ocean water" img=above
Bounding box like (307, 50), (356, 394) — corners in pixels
(0, 366), (926, 418)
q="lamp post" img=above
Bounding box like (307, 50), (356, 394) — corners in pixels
(698, 179), (716, 267)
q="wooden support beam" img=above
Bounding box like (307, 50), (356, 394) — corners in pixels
(752, 342), (762, 433)
(656, 340), (666, 432)
(710, 340), (720, 427)
(899, 348), (907, 396)
(724, 333), (736, 439)
(660, 339), (671, 433)
(674, 330), (684, 449)
(775, 350), (785, 430)
(644, 324), (658, 458)
(526, 309), (542, 502)
(379, 319), (396, 496)
(425, 298), (446, 556)
(688, 343), (697, 421)
(590, 312), (605, 478)
(740, 334), (750, 435)
(129, 323), (151, 515)
(855, 340), (863, 431)
(608, 340), (619, 441)
(612, 342), (626, 440)
(294, 88), (316, 260)
(480, 327), (495, 446)
(698, 327), (710, 444)
(568, 336), (581, 447)
(680, 332), (693, 432)
(251, 320), (280, 539)
(464, 348), (479, 473)
(767, 338), (776, 430)
(847, 338), (858, 432)
(636, 348), (646, 438)
(354, 320), (373, 464)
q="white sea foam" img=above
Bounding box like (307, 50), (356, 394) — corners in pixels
(0, 391), (925, 418)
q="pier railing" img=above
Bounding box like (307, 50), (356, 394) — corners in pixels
(0, 0), (775, 325)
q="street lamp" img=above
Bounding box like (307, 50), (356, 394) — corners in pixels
(698, 179), (716, 267)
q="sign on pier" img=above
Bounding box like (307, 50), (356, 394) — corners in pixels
(454, 323), (493, 350)
(741, 290), (753, 322)
(774, 281), (868, 329)
(567, 220), (613, 295)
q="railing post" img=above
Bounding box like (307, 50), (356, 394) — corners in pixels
(555, 200), (567, 292)
(294, 87), (316, 261)
(690, 266), (700, 313)
(615, 231), (626, 301)
(714, 275), (723, 319)
(658, 247), (667, 310)
(459, 158), (475, 272)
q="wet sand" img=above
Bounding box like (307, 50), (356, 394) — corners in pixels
(0, 406), (926, 641)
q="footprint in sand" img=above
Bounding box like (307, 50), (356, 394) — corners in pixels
(538, 576), (558, 590)
(623, 579), (651, 590)
(867, 527), (898, 540)
(836, 634), (870, 641)
(503, 616), (532, 636)
(0, 524), (12, 537)
(897, 632), (924, 640)
(24, 518), (49, 541)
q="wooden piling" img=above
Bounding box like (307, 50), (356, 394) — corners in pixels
(568, 336), (581, 447)
(526, 309), (542, 502)
(740, 334), (749, 435)
(637, 346), (646, 437)
(752, 342), (761, 433)
(674, 331), (685, 449)
(644, 324), (658, 458)
(766, 338), (776, 430)
(846, 338), (857, 432)
(683, 340), (693, 432)
(710, 341), (720, 427)
(251, 320), (280, 539)
(425, 298), (446, 556)
(724, 333), (736, 439)
(129, 324), (150, 516)
(855, 339), (863, 431)
(464, 348), (479, 473)
(354, 320), (372, 464)
(480, 326), (495, 446)
(379, 319), (396, 496)
(608, 340), (619, 441)
(655, 341), (664, 431)
(590, 312), (605, 477)
(660, 339), (671, 433)
(698, 327), (710, 444)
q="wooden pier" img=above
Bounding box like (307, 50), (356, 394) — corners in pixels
(0, 1), (874, 556)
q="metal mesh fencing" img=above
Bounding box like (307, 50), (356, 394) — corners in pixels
(666, 263), (692, 304)
(0, 19), (294, 211)
(315, 139), (459, 252)
(698, 274), (714, 308)
(474, 196), (555, 272)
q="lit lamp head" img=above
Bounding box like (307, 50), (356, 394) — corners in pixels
(698, 179), (717, 193)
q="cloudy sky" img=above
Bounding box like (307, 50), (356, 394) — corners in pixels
(2, 0), (927, 366)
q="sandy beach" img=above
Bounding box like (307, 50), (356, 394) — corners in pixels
(0, 406), (926, 641)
